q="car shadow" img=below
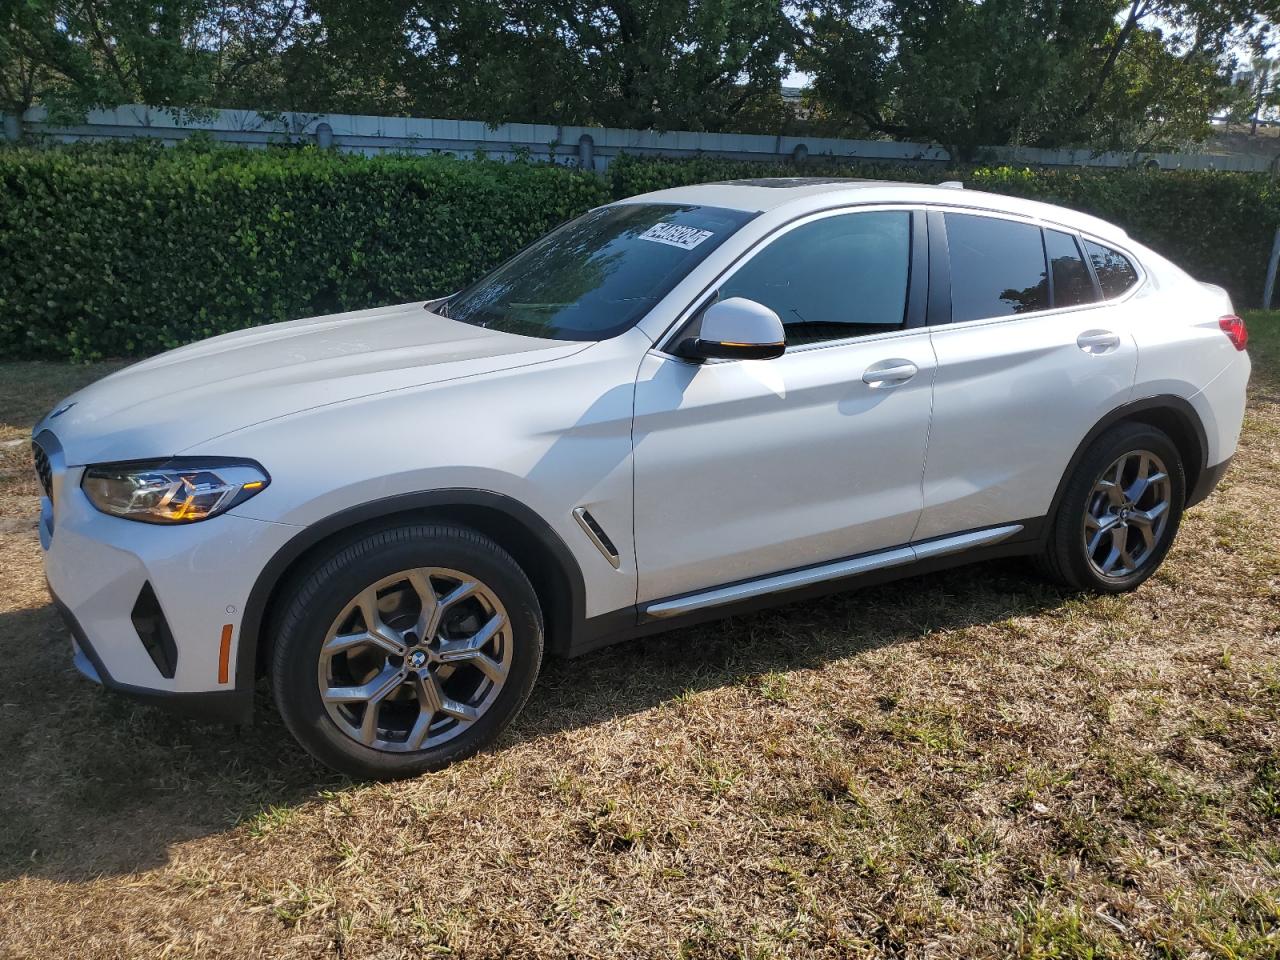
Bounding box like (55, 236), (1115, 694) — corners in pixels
(0, 555), (1064, 884)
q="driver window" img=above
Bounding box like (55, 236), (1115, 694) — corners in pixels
(718, 211), (911, 346)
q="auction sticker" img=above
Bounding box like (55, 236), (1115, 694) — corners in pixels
(638, 223), (714, 250)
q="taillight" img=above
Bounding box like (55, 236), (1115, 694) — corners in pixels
(1219, 315), (1248, 351)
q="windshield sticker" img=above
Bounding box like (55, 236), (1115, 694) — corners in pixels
(638, 223), (714, 250)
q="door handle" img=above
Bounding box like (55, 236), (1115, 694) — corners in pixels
(862, 359), (918, 387)
(1077, 330), (1121, 355)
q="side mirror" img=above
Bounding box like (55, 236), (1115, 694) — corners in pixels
(677, 297), (786, 362)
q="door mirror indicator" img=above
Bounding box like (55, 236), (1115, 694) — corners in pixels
(677, 297), (786, 362)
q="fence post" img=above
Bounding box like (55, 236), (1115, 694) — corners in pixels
(1265, 227), (1280, 312)
(577, 134), (594, 171)
(1, 112), (19, 141)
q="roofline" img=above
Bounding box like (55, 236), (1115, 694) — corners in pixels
(612, 180), (1128, 241)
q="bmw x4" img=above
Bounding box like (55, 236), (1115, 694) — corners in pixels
(33, 179), (1250, 778)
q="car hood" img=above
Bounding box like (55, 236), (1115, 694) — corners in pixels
(37, 301), (587, 465)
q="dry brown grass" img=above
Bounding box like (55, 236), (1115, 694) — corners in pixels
(0, 320), (1277, 959)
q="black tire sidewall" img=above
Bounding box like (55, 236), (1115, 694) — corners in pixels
(271, 525), (543, 780)
(1053, 423), (1186, 592)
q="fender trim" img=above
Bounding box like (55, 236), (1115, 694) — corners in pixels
(234, 489), (591, 716)
(1044, 394), (1208, 537)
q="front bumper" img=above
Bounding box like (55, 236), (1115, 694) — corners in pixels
(51, 588), (253, 723)
(36, 434), (300, 723)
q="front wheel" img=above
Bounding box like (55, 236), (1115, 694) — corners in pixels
(1038, 422), (1186, 592)
(271, 524), (543, 780)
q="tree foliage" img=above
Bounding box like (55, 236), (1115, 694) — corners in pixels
(797, 0), (1279, 153)
(0, 0), (1277, 149)
(307, 0), (799, 131)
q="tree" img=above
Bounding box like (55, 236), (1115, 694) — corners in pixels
(796, 0), (1280, 154)
(308, 0), (798, 130)
(0, 0), (318, 121)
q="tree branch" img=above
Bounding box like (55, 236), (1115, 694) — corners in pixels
(1075, 0), (1149, 120)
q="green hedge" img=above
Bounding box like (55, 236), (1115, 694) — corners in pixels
(612, 154), (1280, 318)
(0, 144), (609, 360)
(2, 143), (1277, 360)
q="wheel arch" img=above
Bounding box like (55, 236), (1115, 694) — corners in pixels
(236, 490), (588, 711)
(1046, 395), (1208, 535)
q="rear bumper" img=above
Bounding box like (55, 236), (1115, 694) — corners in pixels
(1186, 456), (1233, 509)
(51, 586), (253, 724)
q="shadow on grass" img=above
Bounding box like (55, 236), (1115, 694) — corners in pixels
(0, 555), (1064, 883)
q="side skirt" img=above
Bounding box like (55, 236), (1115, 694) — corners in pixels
(569, 519), (1045, 658)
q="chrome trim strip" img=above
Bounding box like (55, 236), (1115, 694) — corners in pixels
(911, 523), (1024, 560)
(645, 547), (916, 619)
(643, 524), (1024, 620)
(573, 507), (621, 569)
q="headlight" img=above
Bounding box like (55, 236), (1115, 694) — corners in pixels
(81, 459), (270, 524)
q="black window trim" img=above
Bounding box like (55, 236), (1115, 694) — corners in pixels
(1044, 226), (1103, 308)
(1078, 233), (1145, 303)
(923, 206), (1146, 328)
(655, 202), (931, 359)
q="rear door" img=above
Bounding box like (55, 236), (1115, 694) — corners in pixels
(916, 211), (1139, 541)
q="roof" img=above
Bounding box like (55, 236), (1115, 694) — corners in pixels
(616, 178), (1127, 241)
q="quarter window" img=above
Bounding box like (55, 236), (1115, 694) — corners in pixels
(945, 213), (1048, 322)
(718, 211), (911, 346)
(1045, 230), (1099, 308)
(1083, 240), (1139, 299)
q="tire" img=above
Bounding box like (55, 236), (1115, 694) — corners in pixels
(1038, 422), (1186, 593)
(271, 523), (543, 780)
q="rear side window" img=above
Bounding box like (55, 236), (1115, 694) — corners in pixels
(1045, 230), (1099, 307)
(1083, 240), (1139, 299)
(719, 210), (911, 346)
(945, 213), (1048, 322)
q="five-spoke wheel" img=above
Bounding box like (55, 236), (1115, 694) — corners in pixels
(1082, 450), (1172, 579)
(1039, 421), (1185, 592)
(318, 567), (512, 752)
(272, 524), (543, 780)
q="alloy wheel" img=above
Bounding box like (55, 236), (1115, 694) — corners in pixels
(1082, 449), (1172, 579)
(317, 567), (512, 752)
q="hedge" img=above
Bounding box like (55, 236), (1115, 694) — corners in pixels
(0, 143), (609, 360)
(611, 154), (1280, 318)
(2, 142), (1278, 360)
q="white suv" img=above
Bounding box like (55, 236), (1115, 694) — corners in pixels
(34, 179), (1250, 778)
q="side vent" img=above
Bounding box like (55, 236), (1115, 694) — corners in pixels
(131, 582), (179, 678)
(573, 507), (621, 568)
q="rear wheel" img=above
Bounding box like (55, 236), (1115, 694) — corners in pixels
(271, 524), (543, 779)
(1039, 422), (1185, 592)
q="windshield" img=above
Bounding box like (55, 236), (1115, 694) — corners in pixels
(444, 203), (755, 340)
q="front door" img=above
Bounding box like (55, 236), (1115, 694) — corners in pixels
(631, 208), (937, 604)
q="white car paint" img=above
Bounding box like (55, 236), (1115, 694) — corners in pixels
(47, 300), (589, 465)
(32, 178), (1250, 724)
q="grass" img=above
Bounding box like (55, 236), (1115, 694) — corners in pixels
(0, 360), (128, 442)
(0, 314), (1277, 958)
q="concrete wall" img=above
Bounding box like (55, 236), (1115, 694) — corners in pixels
(7, 104), (1273, 173)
